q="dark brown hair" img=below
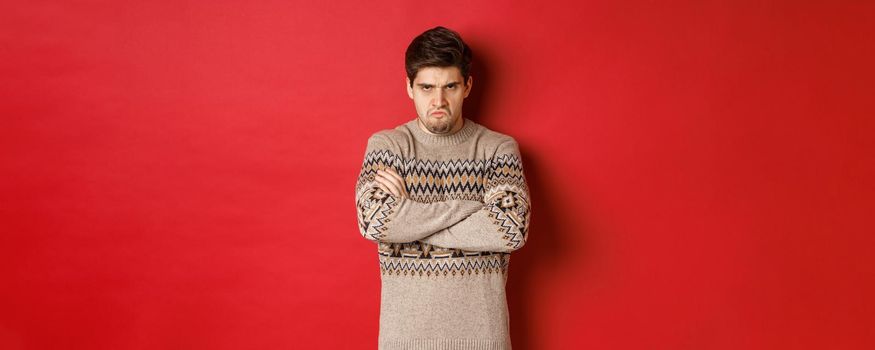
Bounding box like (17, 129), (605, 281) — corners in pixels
(405, 26), (472, 87)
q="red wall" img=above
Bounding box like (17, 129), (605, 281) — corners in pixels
(2, 1), (873, 349)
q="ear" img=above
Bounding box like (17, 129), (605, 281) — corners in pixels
(463, 75), (473, 98)
(406, 77), (414, 99)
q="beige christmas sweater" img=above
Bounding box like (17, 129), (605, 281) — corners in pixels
(354, 117), (531, 350)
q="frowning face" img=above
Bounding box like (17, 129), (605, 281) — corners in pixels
(406, 66), (472, 134)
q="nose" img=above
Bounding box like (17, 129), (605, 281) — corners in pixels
(433, 89), (447, 108)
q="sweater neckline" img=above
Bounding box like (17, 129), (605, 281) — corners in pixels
(405, 117), (479, 146)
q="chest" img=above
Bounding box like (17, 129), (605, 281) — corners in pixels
(401, 157), (491, 202)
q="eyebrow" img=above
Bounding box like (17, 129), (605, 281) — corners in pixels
(416, 81), (462, 88)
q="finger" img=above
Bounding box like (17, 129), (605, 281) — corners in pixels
(374, 174), (401, 197)
(377, 180), (399, 197)
(380, 172), (405, 194)
(375, 175), (396, 194)
(376, 169), (394, 185)
(382, 169), (407, 193)
(383, 167), (400, 176)
(377, 171), (405, 191)
(386, 171), (408, 197)
(389, 168), (408, 196)
(378, 170), (407, 198)
(384, 169), (406, 184)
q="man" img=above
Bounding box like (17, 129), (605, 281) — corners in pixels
(354, 26), (531, 350)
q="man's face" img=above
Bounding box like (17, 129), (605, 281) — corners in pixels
(406, 66), (472, 134)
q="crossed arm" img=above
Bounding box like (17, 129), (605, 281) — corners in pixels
(355, 134), (531, 253)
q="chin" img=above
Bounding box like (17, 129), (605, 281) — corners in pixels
(419, 114), (456, 133)
(427, 121), (451, 133)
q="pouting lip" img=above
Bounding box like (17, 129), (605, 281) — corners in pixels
(430, 110), (448, 116)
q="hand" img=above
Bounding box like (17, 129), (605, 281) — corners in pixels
(375, 168), (408, 199)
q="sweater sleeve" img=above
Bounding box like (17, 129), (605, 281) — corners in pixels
(355, 133), (485, 243)
(417, 139), (531, 253)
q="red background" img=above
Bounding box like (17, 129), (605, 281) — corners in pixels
(2, 1), (873, 349)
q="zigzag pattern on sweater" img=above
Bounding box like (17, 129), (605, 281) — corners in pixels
(378, 241), (501, 259)
(379, 253), (510, 277)
(404, 158), (490, 200)
(356, 151), (528, 203)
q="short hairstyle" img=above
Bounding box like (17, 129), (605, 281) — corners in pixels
(405, 26), (473, 87)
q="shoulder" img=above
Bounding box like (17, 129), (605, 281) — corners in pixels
(477, 123), (520, 157)
(366, 129), (404, 147)
(363, 123), (412, 155)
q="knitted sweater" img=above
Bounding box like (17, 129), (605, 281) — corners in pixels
(354, 117), (531, 350)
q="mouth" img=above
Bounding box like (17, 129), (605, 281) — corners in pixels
(430, 110), (447, 117)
